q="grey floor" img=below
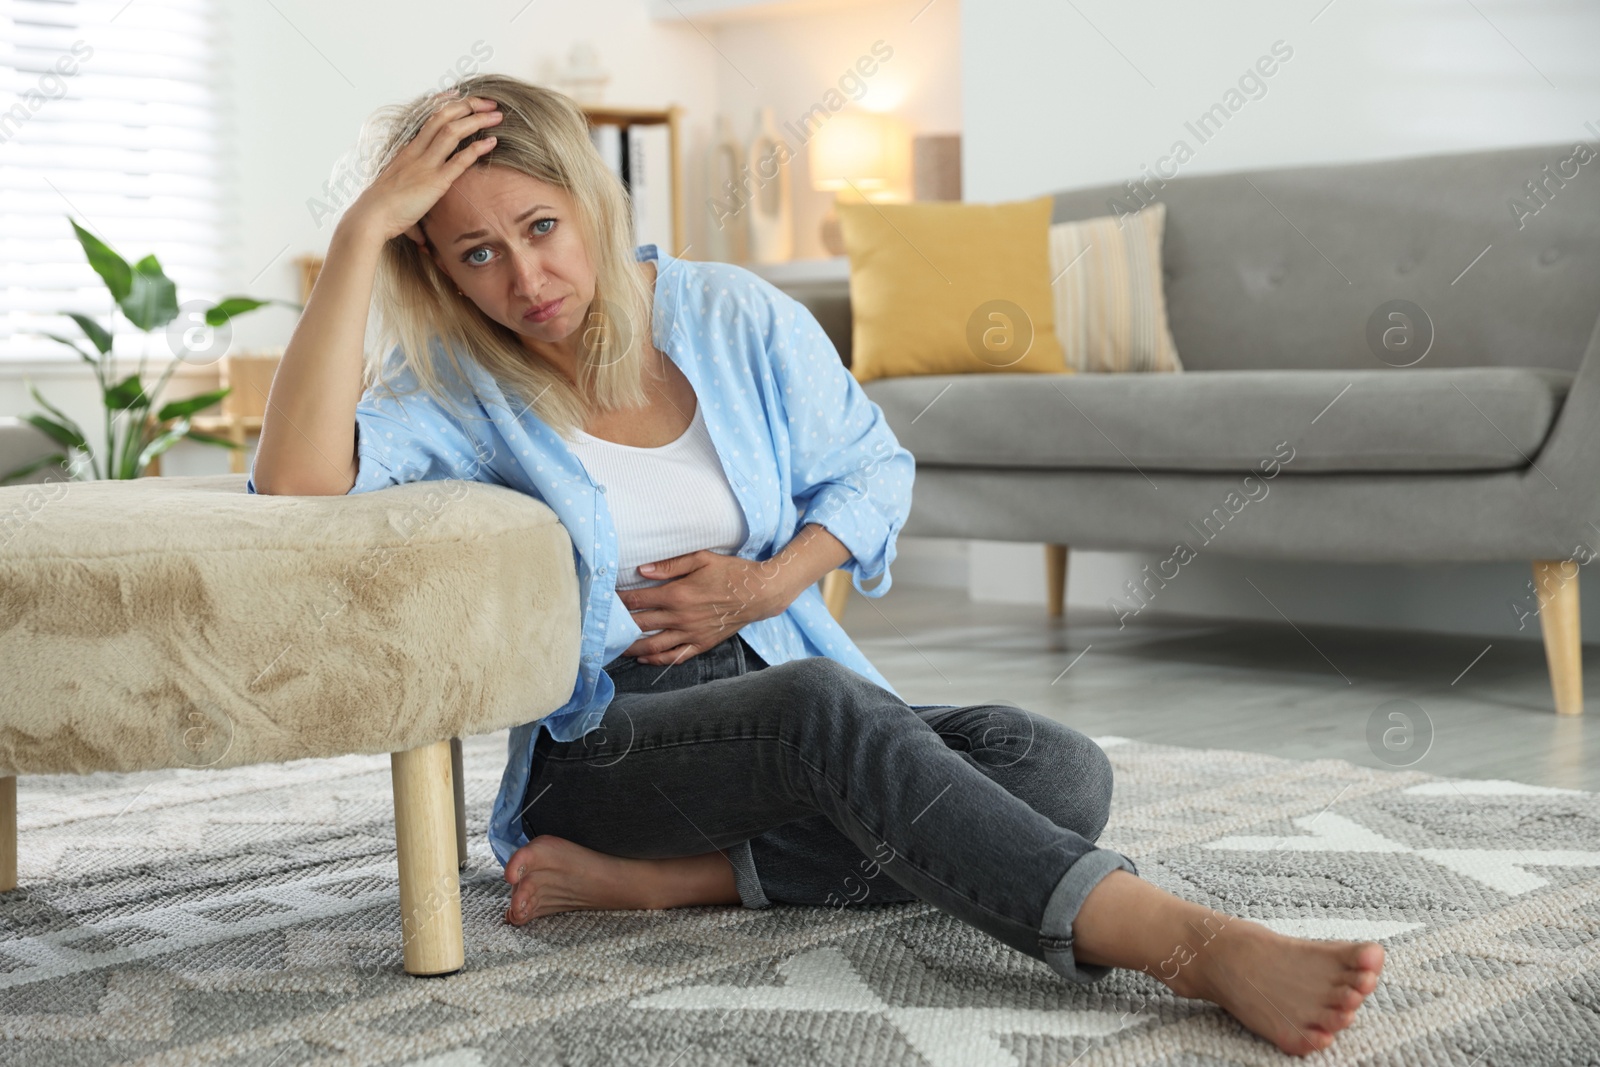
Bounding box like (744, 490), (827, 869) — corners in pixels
(841, 585), (1597, 791)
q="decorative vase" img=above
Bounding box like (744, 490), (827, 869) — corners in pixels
(704, 113), (748, 264)
(557, 41), (609, 104)
(746, 107), (793, 265)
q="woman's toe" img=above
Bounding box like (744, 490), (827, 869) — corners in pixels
(1315, 1007), (1356, 1034)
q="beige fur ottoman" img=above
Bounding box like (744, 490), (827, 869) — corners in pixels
(0, 472), (581, 976)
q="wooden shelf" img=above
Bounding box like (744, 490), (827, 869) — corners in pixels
(190, 415), (263, 432)
(141, 352), (281, 477)
(583, 105), (675, 125)
(582, 104), (687, 259)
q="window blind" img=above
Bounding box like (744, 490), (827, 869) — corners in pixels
(0, 0), (224, 366)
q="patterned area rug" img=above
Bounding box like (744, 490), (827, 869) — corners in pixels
(1, 733), (1596, 1066)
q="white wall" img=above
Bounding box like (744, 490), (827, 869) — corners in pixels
(951, 0), (1600, 642)
(965, 0), (1600, 197)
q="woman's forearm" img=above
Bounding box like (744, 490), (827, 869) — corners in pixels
(251, 216), (385, 495)
(768, 522), (853, 608)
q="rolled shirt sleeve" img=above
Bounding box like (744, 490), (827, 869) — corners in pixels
(771, 293), (915, 597)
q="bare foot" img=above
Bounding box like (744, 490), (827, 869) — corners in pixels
(502, 834), (740, 925)
(1166, 917), (1385, 1056)
(1073, 871), (1384, 1057)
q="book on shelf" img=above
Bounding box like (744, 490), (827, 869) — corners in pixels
(589, 122), (673, 251)
(589, 125), (623, 186)
(628, 124), (674, 252)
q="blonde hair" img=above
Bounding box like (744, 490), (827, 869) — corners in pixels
(350, 73), (653, 438)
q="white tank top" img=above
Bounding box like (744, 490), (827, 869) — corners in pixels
(566, 400), (749, 635)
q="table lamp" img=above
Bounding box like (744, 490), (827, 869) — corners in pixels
(810, 111), (909, 256)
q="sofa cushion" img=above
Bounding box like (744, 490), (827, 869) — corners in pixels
(836, 195), (1069, 383)
(862, 367), (1574, 473)
(1049, 202), (1183, 374)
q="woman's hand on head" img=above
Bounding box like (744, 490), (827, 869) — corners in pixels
(344, 94), (504, 247)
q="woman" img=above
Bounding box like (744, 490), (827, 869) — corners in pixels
(250, 73), (1383, 1057)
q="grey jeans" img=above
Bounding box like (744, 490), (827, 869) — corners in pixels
(517, 631), (1138, 983)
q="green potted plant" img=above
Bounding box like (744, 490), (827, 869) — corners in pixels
(1, 218), (300, 485)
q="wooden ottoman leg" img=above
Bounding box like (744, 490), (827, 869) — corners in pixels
(390, 740), (464, 976)
(1046, 544), (1070, 618)
(822, 568), (850, 621)
(0, 776), (15, 892)
(1534, 559), (1583, 716)
(450, 736), (467, 870)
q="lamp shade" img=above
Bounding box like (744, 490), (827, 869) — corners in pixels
(809, 112), (909, 197)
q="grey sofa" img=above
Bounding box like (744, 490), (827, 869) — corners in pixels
(1, 420), (81, 489)
(779, 142), (1600, 716)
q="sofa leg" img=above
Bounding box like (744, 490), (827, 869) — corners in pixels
(390, 740), (464, 976)
(0, 776), (14, 893)
(450, 736), (467, 871)
(822, 569), (850, 621)
(1046, 544), (1070, 618)
(1533, 559), (1583, 716)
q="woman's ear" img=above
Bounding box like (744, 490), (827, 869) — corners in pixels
(410, 227), (445, 277)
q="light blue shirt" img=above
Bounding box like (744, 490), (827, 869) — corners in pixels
(247, 244), (917, 867)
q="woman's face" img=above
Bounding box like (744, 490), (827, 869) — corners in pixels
(422, 166), (595, 348)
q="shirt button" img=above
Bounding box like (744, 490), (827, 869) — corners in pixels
(597, 484), (607, 494)
(597, 564), (607, 576)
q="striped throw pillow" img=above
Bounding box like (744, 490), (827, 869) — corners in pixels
(1047, 201), (1183, 373)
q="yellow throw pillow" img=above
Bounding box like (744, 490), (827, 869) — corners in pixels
(837, 195), (1069, 383)
(1048, 202), (1184, 373)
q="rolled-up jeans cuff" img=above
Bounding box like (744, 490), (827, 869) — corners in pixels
(1037, 847), (1139, 984)
(725, 839), (771, 909)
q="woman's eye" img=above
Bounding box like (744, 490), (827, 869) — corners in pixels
(462, 219), (554, 266)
